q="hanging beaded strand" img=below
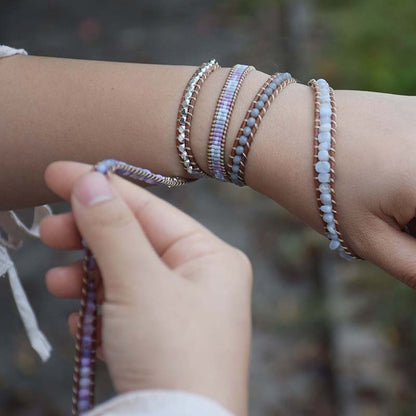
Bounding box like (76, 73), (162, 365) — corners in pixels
(309, 79), (361, 261)
(72, 159), (195, 416)
(207, 64), (254, 181)
(176, 59), (220, 177)
(227, 72), (295, 186)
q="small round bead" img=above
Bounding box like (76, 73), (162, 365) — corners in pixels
(233, 155), (242, 164)
(315, 161), (330, 174)
(230, 173), (239, 181)
(246, 117), (256, 127)
(235, 146), (244, 155)
(318, 150), (329, 161)
(80, 357), (91, 367)
(260, 93), (269, 102)
(338, 249), (356, 262)
(264, 87), (273, 96)
(232, 165), (240, 173)
(320, 192), (332, 205)
(79, 388), (90, 399)
(79, 377), (91, 388)
(255, 100), (264, 109)
(318, 132), (331, 143)
(243, 126), (252, 136)
(269, 81), (277, 90)
(318, 141), (331, 151)
(320, 106), (331, 117)
(250, 108), (260, 117)
(239, 136), (248, 146)
(323, 213), (334, 223)
(318, 173), (330, 183)
(319, 183), (331, 193)
(320, 123), (331, 133)
(327, 223), (336, 235)
(327, 232), (338, 240)
(78, 399), (90, 411)
(329, 239), (341, 250)
(80, 367), (91, 377)
(320, 204), (332, 214)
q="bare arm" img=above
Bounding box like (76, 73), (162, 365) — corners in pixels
(2, 53), (416, 281)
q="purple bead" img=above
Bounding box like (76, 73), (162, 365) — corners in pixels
(80, 367), (91, 377)
(79, 388), (90, 399)
(81, 348), (92, 358)
(80, 357), (91, 366)
(83, 324), (94, 336)
(85, 301), (96, 314)
(79, 377), (91, 388)
(81, 336), (93, 347)
(78, 399), (90, 411)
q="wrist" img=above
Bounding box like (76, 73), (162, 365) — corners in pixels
(242, 82), (324, 233)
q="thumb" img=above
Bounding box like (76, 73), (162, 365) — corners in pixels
(71, 171), (164, 299)
(365, 218), (416, 289)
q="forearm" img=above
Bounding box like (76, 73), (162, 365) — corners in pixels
(1, 55), (315, 219)
(2, 54), (403, 247)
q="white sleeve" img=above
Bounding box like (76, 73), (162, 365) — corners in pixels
(84, 390), (234, 416)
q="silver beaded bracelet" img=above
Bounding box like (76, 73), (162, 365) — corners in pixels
(176, 59), (220, 177)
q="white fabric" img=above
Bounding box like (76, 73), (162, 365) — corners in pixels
(0, 44), (27, 57)
(84, 390), (233, 416)
(0, 45), (52, 361)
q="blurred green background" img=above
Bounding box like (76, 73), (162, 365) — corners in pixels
(1, 0), (415, 415)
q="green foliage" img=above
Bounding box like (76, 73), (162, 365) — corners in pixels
(317, 0), (416, 93)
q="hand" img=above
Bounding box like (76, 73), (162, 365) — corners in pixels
(328, 91), (416, 285)
(39, 161), (252, 416)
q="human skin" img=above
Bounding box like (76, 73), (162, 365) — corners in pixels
(1, 54), (416, 284)
(40, 162), (253, 415)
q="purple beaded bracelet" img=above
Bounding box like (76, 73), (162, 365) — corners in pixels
(72, 159), (194, 415)
(207, 64), (254, 181)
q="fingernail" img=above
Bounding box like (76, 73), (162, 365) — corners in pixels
(74, 172), (115, 206)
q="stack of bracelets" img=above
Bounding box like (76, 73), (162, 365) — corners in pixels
(72, 60), (360, 415)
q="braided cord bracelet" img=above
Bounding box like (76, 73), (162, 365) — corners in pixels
(309, 79), (361, 261)
(176, 59), (220, 177)
(227, 72), (296, 186)
(207, 64), (254, 181)
(72, 159), (194, 416)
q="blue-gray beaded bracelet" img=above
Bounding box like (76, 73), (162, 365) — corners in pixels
(309, 78), (361, 261)
(227, 72), (296, 186)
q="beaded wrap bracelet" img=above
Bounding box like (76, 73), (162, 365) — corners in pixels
(308, 78), (361, 261)
(72, 159), (195, 416)
(207, 64), (254, 181)
(227, 72), (296, 186)
(176, 59), (220, 177)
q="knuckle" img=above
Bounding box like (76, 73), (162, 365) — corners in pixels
(228, 247), (253, 281)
